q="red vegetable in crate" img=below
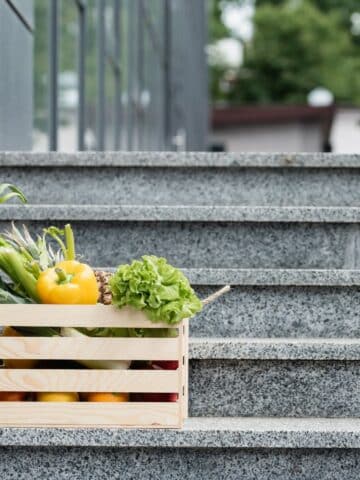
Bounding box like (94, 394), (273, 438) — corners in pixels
(131, 393), (178, 402)
(131, 361), (178, 402)
(0, 392), (26, 401)
(151, 360), (179, 370)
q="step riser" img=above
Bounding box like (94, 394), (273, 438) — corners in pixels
(4, 166), (360, 206)
(188, 359), (360, 417)
(193, 286), (360, 338)
(2, 446), (359, 480)
(1, 220), (359, 269)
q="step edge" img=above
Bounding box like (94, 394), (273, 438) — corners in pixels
(3, 205), (360, 223)
(0, 417), (359, 448)
(189, 337), (360, 360)
(100, 267), (360, 286)
(1, 152), (360, 168)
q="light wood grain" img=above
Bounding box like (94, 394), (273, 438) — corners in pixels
(0, 304), (172, 328)
(0, 402), (181, 427)
(0, 337), (179, 360)
(0, 369), (179, 392)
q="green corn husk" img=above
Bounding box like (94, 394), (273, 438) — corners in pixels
(0, 184), (27, 204)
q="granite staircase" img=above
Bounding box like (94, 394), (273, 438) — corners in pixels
(1, 152), (360, 480)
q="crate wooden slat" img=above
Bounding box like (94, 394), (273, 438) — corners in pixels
(0, 402), (181, 427)
(0, 369), (179, 392)
(0, 337), (179, 360)
(0, 304), (172, 328)
(0, 305), (188, 428)
(182, 320), (189, 419)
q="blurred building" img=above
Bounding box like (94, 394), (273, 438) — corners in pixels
(211, 105), (335, 153)
(331, 107), (360, 153)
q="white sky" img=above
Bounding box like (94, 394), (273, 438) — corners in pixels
(222, 2), (255, 41)
(209, 2), (255, 68)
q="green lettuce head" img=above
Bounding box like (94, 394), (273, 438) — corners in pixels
(109, 255), (202, 324)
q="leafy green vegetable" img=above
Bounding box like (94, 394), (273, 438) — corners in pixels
(127, 327), (178, 338)
(109, 255), (202, 325)
(77, 327), (129, 338)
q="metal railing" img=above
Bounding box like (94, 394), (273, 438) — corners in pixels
(43, 0), (207, 152)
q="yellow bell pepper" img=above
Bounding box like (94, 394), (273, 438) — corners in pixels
(37, 260), (98, 304)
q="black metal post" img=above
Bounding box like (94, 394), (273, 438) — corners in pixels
(113, 0), (121, 150)
(97, 0), (105, 150)
(77, 0), (86, 150)
(49, 0), (59, 151)
(164, 0), (172, 150)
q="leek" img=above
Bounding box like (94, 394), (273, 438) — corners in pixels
(61, 327), (131, 370)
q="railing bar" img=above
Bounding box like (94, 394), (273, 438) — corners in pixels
(137, 0), (145, 150)
(48, 0), (59, 151)
(113, 0), (121, 150)
(164, 0), (172, 149)
(77, 0), (86, 150)
(96, 0), (105, 150)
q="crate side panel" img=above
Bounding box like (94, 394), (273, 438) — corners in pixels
(0, 337), (179, 360)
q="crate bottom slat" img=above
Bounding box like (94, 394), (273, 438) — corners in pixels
(0, 402), (182, 428)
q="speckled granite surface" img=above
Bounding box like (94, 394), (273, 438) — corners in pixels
(0, 218), (359, 269)
(1, 446), (360, 480)
(1, 151), (360, 167)
(189, 357), (360, 417)
(3, 166), (360, 206)
(192, 285), (360, 338)
(184, 268), (360, 337)
(186, 339), (360, 417)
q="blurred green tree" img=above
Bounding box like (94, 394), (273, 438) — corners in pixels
(210, 0), (360, 104)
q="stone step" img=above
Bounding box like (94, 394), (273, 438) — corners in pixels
(2, 152), (360, 206)
(2, 205), (360, 269)
(188, 338), (360, 418)
(187, 268), (360, 338)
(1, 417), (360, 479)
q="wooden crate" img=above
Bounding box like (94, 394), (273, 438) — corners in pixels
(0, 304), (188, 428)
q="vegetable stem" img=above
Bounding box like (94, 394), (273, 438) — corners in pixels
(55, 267), (69, 283)
(64, 224), (75, 261)
(202, 285), (231, 306)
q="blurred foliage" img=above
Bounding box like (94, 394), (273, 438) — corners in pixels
(257, 0), (360, 41)
(210, 0), (360, 105)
